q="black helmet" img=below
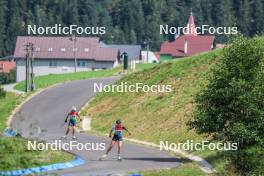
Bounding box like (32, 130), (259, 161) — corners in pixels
(116, 119), (121, 124)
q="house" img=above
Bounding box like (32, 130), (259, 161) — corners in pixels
(100, 42), (141, 62)
(159, 13), (215, 61)
(0, 61), (16, 73)
(141, 51), (159, 63)
(14, 36), (119, 82)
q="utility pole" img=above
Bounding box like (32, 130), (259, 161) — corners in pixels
(70, 34), (77, 72)
(146, 43), (149, 64)
(24, 42), (34, 92)
(30, 44), (35, 91)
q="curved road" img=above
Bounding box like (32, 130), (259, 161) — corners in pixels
(11, 77), (180, 175)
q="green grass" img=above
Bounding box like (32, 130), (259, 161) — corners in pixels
(15, 67), (121, 91)
(141, 162), (206, 176)
(0, 137), (74, 171)
(136, 63), (158, 70)
(83, 50), (222, 144)
(193, 149), (229, 174)
(0, 93), (23, 131)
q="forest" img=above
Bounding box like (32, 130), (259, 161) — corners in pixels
(0, 0), (264, 57)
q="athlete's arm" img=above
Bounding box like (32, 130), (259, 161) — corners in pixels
(65, 113), (69, 123)
(77, 113), (82, 121)
(108, 129), (113, 138)
(123, 126), (131, 135)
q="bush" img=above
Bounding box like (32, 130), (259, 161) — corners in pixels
(0, 68), (16, 84)
(189, 36), (264, 175)
(229, 146), (264, 175)
(0, 87), (6, 98)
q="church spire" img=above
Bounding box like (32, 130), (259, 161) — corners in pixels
(184, 9), (197, 36)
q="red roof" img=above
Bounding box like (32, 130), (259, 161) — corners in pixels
(160, 14), (214, 57)
(160, 35), (214, 57)
(14, 36), (118, 62)
(0, 61), (16, 73)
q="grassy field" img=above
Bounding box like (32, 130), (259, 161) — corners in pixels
(83, 50), (221, 143)
(0, 137), (74, 171)
(141, 162), (206, 176)
(15, 67), (121, 91)
(136, 63), (158, 70)
(0, 93), (74, 171)
(0, 93), (23, 131)
(82, 50), (230, 175)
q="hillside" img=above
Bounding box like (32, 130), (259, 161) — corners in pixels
(82, 49), (222, 144)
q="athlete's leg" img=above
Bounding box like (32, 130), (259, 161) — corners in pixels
(106, 140), (115, 154)
(65, 126), (71, 135)
(72, 126), (76, 136)
(118, 140), (123, 155)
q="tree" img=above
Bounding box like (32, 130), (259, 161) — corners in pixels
(189, 36), (264, 175)
(211, 0), (235, 42)
(5, 0), (22, 54)
(237, 0), (251, 36)
(252, 0), (264, 34)
(129, 29), (137, 44)
(0, 0), (7, 57)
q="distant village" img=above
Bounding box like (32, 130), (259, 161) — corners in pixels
(1, 13), (221, 82)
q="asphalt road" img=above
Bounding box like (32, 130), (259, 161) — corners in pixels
(11, 77), (181, 175)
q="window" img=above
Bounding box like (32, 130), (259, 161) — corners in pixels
(48, 48), (53, 52)
(61, 48), (66, 52)
(73, 48), (78, 52)
(77, 61), (86, 67)
(49, 60), (57, 67)
(84, 48), (89, 52)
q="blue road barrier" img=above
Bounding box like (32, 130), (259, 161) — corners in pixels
(0, 156), (85, 176)
(3, 128), (17, 137)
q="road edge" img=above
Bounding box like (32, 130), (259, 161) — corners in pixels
(6, 83), (62, 128)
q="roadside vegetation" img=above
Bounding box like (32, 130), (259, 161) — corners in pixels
(0, 68), (16, 84)
(189, 36), (264, 175)
(0, 137), (74, 171)
(0, 88), (74, 171)
(83, 36), (264, 176)
(141, 162), (205, 176)
(0, 91), (22, 131)
(83, 49), (221, 143)
(15, 67), (122, 91)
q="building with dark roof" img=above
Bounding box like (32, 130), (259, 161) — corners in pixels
(159, 13), (215, 61)
(100, 42), (141, 62)
(14, 36), (119, 82)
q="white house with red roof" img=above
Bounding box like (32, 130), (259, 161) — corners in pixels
(159, 13), (215, 61)
(14, 36), (119, 82)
